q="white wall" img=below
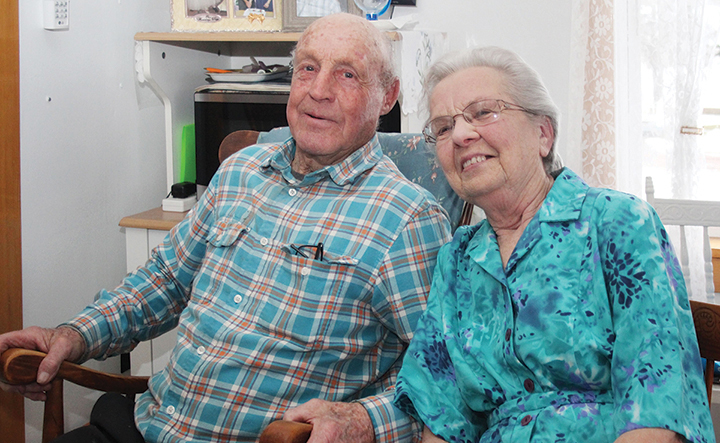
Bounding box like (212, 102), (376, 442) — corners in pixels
(19, 1), (171, 440)
(18, 1), (574, 440)
(401, 0), (575, 170)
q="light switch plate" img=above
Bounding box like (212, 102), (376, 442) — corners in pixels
(44, 1), (69, 31)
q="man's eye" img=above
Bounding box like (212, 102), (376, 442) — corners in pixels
(342, 71), (354, 79)
(303, 65), (315, 72)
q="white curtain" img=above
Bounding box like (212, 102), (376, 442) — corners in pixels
(573, 0), (720, 297)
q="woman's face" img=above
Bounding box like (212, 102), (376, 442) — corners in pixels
(429, 67), (553, 205)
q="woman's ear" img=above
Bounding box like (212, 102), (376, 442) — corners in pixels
(538, 116), (555, 158)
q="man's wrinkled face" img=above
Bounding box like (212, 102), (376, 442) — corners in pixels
(286, 15), (394, 174)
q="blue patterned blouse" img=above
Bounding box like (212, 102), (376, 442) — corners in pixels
(394, 168), (715, 443)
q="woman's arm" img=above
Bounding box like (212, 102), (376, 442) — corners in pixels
(614, 428), (683, 443)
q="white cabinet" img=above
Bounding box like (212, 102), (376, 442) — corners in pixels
(120, 207), (185, 376)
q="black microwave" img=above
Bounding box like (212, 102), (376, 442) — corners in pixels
(194, 88), (290, 187)
(193, 87), (402, 187)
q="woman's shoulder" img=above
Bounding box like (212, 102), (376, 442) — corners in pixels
(586, 185), (656, 221)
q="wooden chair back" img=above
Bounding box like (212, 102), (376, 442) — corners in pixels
(690, 300), (720, 406)
(218, 130), (261, 164)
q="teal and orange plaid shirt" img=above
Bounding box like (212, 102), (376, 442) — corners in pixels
(66, 134), (452, 442)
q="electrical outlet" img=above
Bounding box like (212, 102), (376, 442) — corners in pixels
(44, 1), (69, 31)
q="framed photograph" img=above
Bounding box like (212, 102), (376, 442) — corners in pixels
(283, 0), (362, 32)
(172, 0), (283, 32)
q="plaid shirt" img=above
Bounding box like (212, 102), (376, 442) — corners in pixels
(66, 135), (452, 442)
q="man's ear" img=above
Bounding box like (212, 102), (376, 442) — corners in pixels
(380, 78), (400, 116)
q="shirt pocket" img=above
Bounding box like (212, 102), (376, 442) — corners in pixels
(253, 244), (362, 350)
(190, 215), (253, 311)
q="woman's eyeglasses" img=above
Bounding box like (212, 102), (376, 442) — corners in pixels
(422, 99), (531, 144)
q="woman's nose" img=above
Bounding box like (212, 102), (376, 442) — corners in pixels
(451, 116), (481, 147)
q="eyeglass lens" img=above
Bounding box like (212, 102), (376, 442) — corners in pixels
(425, 99), (507, 143)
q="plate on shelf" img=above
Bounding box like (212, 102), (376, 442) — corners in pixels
(207, 70), (289, 83)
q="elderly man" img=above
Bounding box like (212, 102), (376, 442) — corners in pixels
(0, 13), (451, 443)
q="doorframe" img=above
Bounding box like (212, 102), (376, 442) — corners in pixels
(0, 0), (25, 441)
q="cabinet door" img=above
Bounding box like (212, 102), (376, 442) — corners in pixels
(125, 228), (179, 376)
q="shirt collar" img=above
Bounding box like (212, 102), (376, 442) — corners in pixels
(263, 134), (384, 186)
(536, 167), (589, 223)
(465, 167), (589, 276)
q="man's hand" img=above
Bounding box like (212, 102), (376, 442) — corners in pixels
(283, 399), (375, 443)
(0, 326), (85, 401)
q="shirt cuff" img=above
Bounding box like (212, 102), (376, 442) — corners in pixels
(59, 303), (113, 362)
(356, 389), (421, 443)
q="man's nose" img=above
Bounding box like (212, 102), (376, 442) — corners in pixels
(308, 71), (335, 101)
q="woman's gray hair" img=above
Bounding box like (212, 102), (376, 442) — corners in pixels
(424, 46), (562, 174)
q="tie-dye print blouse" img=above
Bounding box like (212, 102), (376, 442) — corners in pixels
(394, 168), (715, 443)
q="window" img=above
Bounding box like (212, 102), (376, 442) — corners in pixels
(639, 1), (720, 200)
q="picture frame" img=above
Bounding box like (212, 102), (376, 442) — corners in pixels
(282, 0), (362, 32)
(172, 0), (283, 32)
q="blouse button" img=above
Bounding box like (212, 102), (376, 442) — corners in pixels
(301, 267), (311, 276)
(260, 237), (269, 246)
(288, 188), (297, 197)
(523, 378), (535, 393)
(504, 328), (512, 341)
(196, 346), (206, 355)
(166, 405), (175, 415)
(520, 415), (532, 426)
(233, 294), (243, 304)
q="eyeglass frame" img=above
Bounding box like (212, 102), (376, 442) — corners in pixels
(290, 242), (324, 261)
(422, 99), (532, 145)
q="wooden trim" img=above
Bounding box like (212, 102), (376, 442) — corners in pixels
(0, 0), (25, 441)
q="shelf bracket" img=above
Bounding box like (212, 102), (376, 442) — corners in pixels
(135, 40), (175, 195)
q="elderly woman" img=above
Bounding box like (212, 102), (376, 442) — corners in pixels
(393, 46), (714, 443)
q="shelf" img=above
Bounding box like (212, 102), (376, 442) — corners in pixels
(134, 30), (400, 43)
(135, 31), (304, 42)
(119, 207), (186, 231)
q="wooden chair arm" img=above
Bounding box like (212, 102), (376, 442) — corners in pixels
(1, 348), (311, 443)
(259, 420), (313, 443)
(1, 348), (149, 443)
(0, 348), (149, 394)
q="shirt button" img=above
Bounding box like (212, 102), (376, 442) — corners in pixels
(197, 346), (206, 355)
(301, 267), (311, 276)
(521, 415), (532, 426)
(166, 405), (175, 415)
(233, 294), (243, 304)
(260, 237), (269, 246)
(288, 188), (297, 196)
(505, 328), (512, 341)
(524, 378), (535, 393)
